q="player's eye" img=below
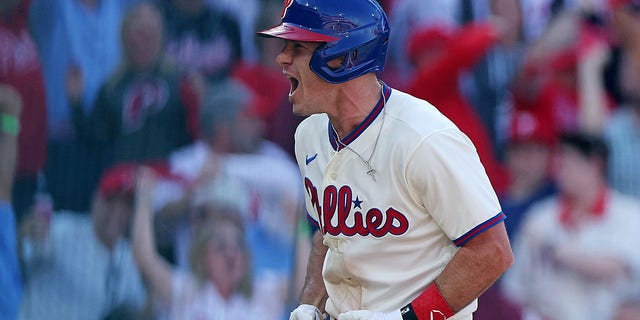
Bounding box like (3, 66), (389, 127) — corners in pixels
(280, 40), (290, 52)
(293, 42), (307, 51)
(280, 41), (306, 53)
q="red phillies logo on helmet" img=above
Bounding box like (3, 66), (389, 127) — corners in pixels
(281, 0), (294, 19)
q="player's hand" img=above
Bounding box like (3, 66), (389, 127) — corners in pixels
(290, 304), (324, 320)
(338, 309), (402, 320)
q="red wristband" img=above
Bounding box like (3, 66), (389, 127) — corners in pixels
(405, 283), (455, 320)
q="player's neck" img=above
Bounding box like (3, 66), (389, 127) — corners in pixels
(328, 76), (383, 138)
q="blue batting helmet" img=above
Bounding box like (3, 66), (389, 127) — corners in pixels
(258, 0), (390, 84)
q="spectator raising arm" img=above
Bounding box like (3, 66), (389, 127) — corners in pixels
(577, 21), (611, 134)
(132, 167), (174, 302)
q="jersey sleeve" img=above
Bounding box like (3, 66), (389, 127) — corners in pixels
(406, 128), (504, 246)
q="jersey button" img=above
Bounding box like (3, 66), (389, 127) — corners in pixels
(330, 173), (337, 180)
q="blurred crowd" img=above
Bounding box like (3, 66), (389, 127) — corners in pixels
(1, 0), (640, 319)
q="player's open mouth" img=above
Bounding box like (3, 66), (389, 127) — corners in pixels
(288, 76), (299, 96)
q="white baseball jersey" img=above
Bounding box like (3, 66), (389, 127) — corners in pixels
(502, 190), (640, 320)
(294, 85), (505, 319)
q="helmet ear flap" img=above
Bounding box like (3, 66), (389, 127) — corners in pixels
(310, 28), (389, 83)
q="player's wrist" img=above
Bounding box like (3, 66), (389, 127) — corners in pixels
(400, 283), (455, 320)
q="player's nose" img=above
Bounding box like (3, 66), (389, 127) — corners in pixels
(276, 43), (293, 67)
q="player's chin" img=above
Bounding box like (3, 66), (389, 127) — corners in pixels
(288, 91), (301, 113)
(291, 103), (307, 116)
(291, 100), (313, 117)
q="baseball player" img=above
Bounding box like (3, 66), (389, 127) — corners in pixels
(258, 1), (514, 319)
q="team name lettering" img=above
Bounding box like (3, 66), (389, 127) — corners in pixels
(304, 178), (409, 237)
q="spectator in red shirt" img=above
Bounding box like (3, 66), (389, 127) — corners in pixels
(405, 21), (508, 192)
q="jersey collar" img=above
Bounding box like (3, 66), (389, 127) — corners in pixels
(328, 83), (392, 151)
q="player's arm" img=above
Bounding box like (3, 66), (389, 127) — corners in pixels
(291, 229), (329, 320)
(299, 230), (329, 308)
(435, 221), (513, 311)
(338, 223), (513, 320)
